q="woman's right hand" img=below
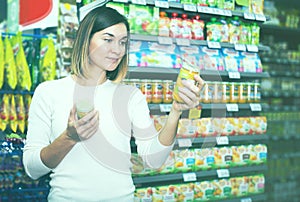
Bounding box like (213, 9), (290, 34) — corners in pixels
(65, 105), (99, 142)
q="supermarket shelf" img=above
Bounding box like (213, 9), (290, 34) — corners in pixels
(261, 24), (300, 34)
(262, 90), (300, 98)
(127, 67), (270, 80)
(217, 193), (267, 202)
(147, 103), (269, 112)
(0, 89), (34, 95)
(262, 57), (300, 66)
(132, 164), (267, 184)
(177, 134), (269, 146)
(130, 34), (271, 52)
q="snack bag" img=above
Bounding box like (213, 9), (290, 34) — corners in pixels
(4, 36), (17, 90)
(0, 94), (10, 131)
(9, 94), (18, 132)
(15, 94), (26, 133)
(0, 37), (4, 89)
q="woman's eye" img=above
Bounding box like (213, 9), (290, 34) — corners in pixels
(120, 40), (128, 46)
(104, 38), (113, 42)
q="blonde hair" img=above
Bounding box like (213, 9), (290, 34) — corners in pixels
(70, 6), (130, 82)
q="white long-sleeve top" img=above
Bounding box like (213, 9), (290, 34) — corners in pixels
(23, 76), (174, 202)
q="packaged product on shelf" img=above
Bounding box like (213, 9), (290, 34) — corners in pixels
(219, 17), (229, 43)
(237, 117), (251, 135)
(206, 17), (222, 42)
(195, 118), (216, 137)
(177, 118), (197, 138)
(213, 146), (233, 168)
(15, 94), (26, 134)
(253, 82), (261, 102)
(129, 41), (182, 68)
(140, 79), (152, 103)
(235, 0), (250, 13)
(250, 23), (260, 45)
(239, 21), (251, 44)
(231, 145), (251, 166)
(222, 48), (242, 72)
(194, 181), (214, 201)
(191, 15), (205, 40)
(223, 0), (235, 10)
(250, 144), (267, 164)
(158, 11), (170, 37)
(211, 178), (232, 200)
(238, 82), (248, 103)
(152, 185), (176, 201)
(181, 13), (192, 39)
(173, 149), (195, 172)
(178, 45), (202, 71)
(174, 183), (195, 201)
(207, 0), (218, 7)
(0, 94), (10, 131)
(162, 80), (174, 104)
(11, 33), (32, 91)
(151, 80), (163, 104)
(134, 187), (152, 202)
(199, 46), (224, 71)
(106, 2), (128, 16)
(249, 0), (264, 15)
(128, 5), (159, 35)
(240, 51), (263, 73)
(229, 82), (239, 103)
(248, 174), (265, 194)
(0, 37), (4, 89)
(212, 117), (236, 136)
(230, 176), (249, 197)
(169, 12), (182, 38)
(194, 148), (215, 171)
(228, 17), (241, 44)
(9, 94), (17, 132)
(197, 0), (208, 7)
(4, 36), (17, 90)
(249, 116), (267, 134)
(39, 38), (57, 82)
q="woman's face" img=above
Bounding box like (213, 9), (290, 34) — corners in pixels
(88, 23), (128, 72)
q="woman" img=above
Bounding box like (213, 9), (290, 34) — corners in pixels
(23, 6), (204, 202)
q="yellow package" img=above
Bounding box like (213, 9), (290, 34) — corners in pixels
(194, 148), (215, 171)
(174, 149), (195, 172)
(39, 38), (57, 82)
(0, 37), (4, 89)
(0, 94), (10, 131)
(214, 147), (233, 168)
(9, 94), (18, 132)
(15, 94), (26, 133)
(249, 0), (264, 14)
(4, 36), (17, 90)
(11, 32), (32, 91)
(177, 118), (196, 138)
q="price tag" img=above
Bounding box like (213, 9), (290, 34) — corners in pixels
(159, 104), (172, 112)
(176, 38), (190, 46)
(228, 71), (241, 79)
(216, 136), (229, 145)
(250, 103), (262, 111)
(234, 44), (246, 51)
(132, 0), (146, 5)
(217, 169), (230, 178)
(212, 8), (223, 15)
(226, 104), (239, 112)
(188, 107), (202, 119)
(183, 172), (197, 182)
(255, 14), (266, 21)
(154, 0), (169, 8)
(222, 9), (232, 16)
(158, 36), (173, 45)
(183, 4), (197, 12)
(241, 198), (252, 202)
(178, 138), (192, 148)
(247, 45), (259, 52)
(207, 41), (221, 49)
(244, 12), (255, 20)
(198, 6), (213, 14)
(113, 0), (128, 2)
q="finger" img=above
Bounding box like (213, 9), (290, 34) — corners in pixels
(79, 123), (99, 140)
(178, 87), (198, 102)
(78, 110), (98, 126)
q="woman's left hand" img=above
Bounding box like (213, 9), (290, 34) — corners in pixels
(172, 74), (205, 112)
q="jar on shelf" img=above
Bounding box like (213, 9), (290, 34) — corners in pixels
(151, 80), (163, 104)
(140, 79), (152, 103)
(162, 80), (174, 104)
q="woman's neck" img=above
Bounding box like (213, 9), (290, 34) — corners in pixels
(72, 72), (107, 86)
